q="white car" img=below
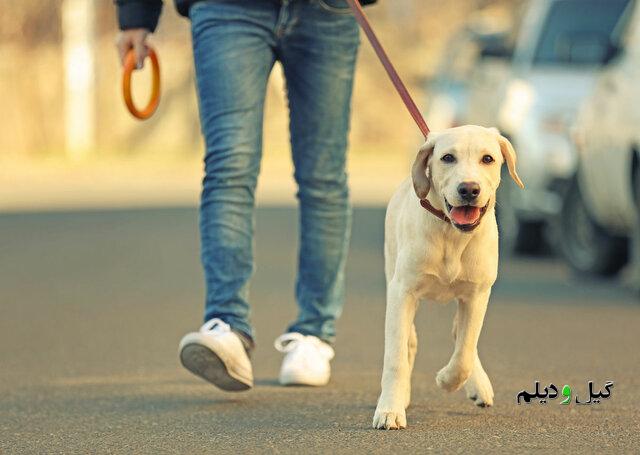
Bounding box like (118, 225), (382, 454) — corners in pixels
(466, 0), (631, 254)
(567, 0), (640, 277)
(424, 9), (512, 131)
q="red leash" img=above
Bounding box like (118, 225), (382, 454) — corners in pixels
(345, 0), (429, 139)
(345, 0), (449, 222)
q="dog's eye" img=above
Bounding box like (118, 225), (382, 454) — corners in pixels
(481, 155), (495, 164)
(441, 154), (456, 163)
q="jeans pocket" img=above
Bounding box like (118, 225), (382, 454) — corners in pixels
(315, 0), (352, 14)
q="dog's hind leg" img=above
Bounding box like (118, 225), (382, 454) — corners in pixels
(405, 323), (418, 408)
(464, 355), (494, 407)
(436, 291), (489, 392)
(449, 301), (494, 406)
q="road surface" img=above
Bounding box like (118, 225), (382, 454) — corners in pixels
(1, 207), (638, 453)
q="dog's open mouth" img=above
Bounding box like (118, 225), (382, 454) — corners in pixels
(445, 199), (489, 232)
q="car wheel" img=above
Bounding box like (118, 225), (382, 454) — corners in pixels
(496, 170), (546, 256)
(497, 206), (546, 255)
(630, 164), (640, 293)
(559, 177), (628, 276)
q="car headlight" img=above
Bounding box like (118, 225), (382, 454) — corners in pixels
(498, 79), (535, 132)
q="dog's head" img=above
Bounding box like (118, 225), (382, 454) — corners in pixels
(412, 125), (524, 232)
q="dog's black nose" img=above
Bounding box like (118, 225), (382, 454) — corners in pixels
(457, 182), (481, 201)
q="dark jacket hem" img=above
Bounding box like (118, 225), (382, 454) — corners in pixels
(116, 0), (377, 32)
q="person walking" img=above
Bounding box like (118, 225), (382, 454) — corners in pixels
(115, 0), (376, 391)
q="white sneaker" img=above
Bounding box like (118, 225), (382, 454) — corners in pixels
(179, 319), (253, 391)
(274, 333), (335, 386)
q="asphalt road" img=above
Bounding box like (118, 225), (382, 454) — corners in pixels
(1, 207), (639, 454)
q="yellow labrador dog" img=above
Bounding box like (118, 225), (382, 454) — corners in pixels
(373, 125), (524, 430)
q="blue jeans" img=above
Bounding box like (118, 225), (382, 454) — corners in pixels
(190, 0), (360, 343)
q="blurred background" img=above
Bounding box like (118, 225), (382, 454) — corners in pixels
(2, 1), (640, 452)
(2, 0), (639, 285)
(2, 0), (510, 209)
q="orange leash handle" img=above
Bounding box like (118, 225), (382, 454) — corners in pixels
(344, 0), (430, 139)
(122, 47), (160, 120)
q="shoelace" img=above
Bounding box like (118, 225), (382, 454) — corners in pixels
(200, 318), (231, 334)
(274, 333), (335, 360)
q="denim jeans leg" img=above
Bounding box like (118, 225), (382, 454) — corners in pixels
(190, 2), (277, 340)
(278, 4), (360, 342)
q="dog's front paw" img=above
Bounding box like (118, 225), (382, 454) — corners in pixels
(465, 367), (494, 407)
(373, 407), (406, 430)
(436, 363), (471, 392)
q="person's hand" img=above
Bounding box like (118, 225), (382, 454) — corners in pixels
(116, 28), (150, 69)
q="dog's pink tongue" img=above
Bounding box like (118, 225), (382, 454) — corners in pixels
(450, 206), (481, 225)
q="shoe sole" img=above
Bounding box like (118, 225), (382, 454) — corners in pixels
(279, 371), (329, 387)
(180, 343), (252, 392)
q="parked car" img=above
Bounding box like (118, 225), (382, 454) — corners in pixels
(423, 9), (512, 131)
(466, 0), (631, 254)
(567, 0), (639, 276)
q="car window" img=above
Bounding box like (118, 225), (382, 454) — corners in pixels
(534, 0), (630, 65)
(434, 33), (481, 85)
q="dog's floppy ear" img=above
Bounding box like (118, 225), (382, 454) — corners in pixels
(497, 135), (525, 189)
(412, 134), (437, 199)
